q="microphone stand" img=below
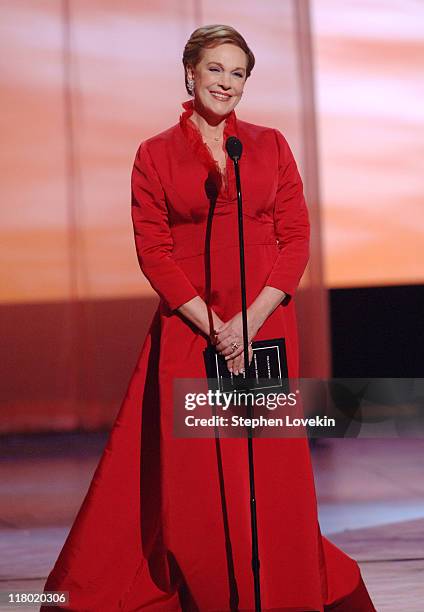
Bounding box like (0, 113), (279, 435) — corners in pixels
(226, 137), (261, 612)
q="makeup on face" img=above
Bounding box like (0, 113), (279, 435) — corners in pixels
(189, 43), (248, 119)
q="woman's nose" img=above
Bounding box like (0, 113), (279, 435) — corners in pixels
(217, 72), (231, 89)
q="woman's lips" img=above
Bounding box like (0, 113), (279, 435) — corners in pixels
(210, 91), (232, 101)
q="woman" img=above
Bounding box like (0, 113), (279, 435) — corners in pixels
(42, 25), (376, 611)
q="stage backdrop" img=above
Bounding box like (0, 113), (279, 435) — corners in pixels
(6, 0), (423, 431)
(1, 0), (327, 432)
(312, 0), (423, 287)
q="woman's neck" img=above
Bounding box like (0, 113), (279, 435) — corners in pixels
(190, 104), (227, 141)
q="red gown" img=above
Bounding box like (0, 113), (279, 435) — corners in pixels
(42, 100), (375, 611)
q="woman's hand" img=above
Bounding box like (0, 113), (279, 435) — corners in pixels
(177, 296), (224, 340)
(214, 310), (261, 361)
(215, 286), (287, 373)
(215, 311), (256, 375)
(226, 345), (254, 376)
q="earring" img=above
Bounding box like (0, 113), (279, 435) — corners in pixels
(187, 77), (195, 95)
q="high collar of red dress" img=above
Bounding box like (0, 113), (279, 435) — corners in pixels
(179, 99), (238, 178)
(179, 98), (237, 134)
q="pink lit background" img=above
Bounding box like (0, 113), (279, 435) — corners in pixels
(1, 0), (423, 432)
(2, 8), (423, 607)
(2, 0), (422, 306)
(312, 0), (423, 287)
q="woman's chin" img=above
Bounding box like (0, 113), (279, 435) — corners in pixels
(195, 96), (235, 119)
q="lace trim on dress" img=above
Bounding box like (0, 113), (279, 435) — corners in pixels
(179, 99), (238, 191)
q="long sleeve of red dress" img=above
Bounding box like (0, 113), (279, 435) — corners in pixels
(131, 142), (199, 311)
(265, 129), (310, 299)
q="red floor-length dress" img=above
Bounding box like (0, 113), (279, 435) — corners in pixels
(42, 100), (376, 611)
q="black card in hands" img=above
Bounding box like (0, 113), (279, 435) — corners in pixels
(203, 337), (289, 394)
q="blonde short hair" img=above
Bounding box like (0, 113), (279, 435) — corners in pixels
(182, 24), (255, 95)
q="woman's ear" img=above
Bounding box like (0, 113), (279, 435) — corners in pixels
(186, 64), (195, 80)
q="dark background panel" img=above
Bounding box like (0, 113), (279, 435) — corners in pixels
(330, 285), (424, 377)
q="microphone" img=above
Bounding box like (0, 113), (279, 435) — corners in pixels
(225, 136), (243, 161)
(224, 132), (263, 610)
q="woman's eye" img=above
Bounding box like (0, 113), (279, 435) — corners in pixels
(209, 67), (220, 72)
(234, 73), (243, 78)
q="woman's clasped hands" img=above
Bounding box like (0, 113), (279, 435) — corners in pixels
(211, 310), (260, 376)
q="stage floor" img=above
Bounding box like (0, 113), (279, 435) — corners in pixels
(1, 435), (423, 611)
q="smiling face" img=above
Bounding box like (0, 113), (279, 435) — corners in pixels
(186, 43), (248, 120)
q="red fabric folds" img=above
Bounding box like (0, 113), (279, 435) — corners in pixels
(179, 98), (238, 190)
(131, 141), (200, 312)
(265, 129), (310, 299)
(41, 101), (376, 611)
